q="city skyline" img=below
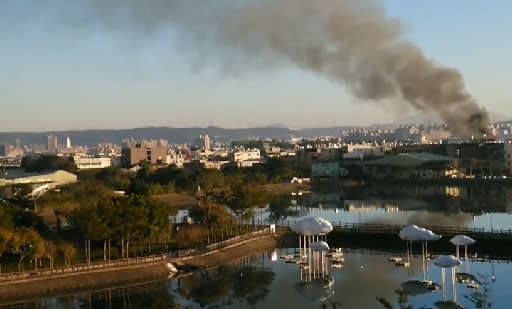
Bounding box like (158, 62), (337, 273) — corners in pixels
(1, 0), (511, 132)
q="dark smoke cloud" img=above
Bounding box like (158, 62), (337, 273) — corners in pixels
(66, 0), (489, 136)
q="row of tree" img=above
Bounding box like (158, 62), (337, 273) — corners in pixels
(70, 194), (168, 263)
(0, 203), (77, 274)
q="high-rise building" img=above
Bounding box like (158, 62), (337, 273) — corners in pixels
(47, 134), (58, 152)
(193, 134), (211, 150)
(66, 137), (71, 149)
(204, 134), (211, 151)
(0, 143), (12, 157)
(121, 141), (168, 167)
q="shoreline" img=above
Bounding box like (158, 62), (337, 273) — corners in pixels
(0, 233), (280, 305)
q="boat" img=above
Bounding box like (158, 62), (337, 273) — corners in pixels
(388, 257), (402, 262)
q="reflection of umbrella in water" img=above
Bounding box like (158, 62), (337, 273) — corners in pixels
(434, 300), (464, 309)
(294, 276), (335, 302)
(455, 272), (480, 285)
(311, 241), (330, 279)
(450, 235), (476, 273)
(432, 255), (461, 303)
(401, 280), (436, 296)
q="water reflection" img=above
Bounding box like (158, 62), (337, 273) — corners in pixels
(260, 184), (512, 231)
(171, 257), (275, 307)
(1, 250), (505, 309)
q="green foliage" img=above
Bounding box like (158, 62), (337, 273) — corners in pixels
(228, 184), (269, 219)
(21, 155), (77, 173)
(0, 205), (17, 230)
(189, 202), (232, 228)
(263, 157), (297, 183)
(197, 170), (225, 194)
(79, 167), (131, 191)
(268, 195), (298, 221)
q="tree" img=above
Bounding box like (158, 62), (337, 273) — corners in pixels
(189, 202), (232, 230)
(21, 155), (77, 173)
(58, 242), (77, 267)
(11, 228), (45, 273)
(0, 228), (15, 275)
(117, 196), (149, 258)
(264, 157), (296, 183)
(197, 170), (225, 195)
(71, 203), (106, 264)
(228, 184), (269, 219)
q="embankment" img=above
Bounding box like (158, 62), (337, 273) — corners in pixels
(0, 263), (169, 304)
(173, 233), (280, 268)
(0, 233), (280, 305)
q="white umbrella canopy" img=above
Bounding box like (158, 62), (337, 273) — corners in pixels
(399, 225), (441, 241)
(432, 255), (462, 268)
(311, 241), (330, 252)
(450, 235), (476, 246)
(399, 225), (425, 241)
(292, 217), (333, 235)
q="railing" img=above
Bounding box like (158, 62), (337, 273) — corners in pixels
(271, 220), (512, 238)
(170, 228), (270, 258)
(0, 254), (168, 284)
(0, 228), (272, 284)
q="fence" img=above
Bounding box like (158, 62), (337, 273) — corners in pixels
(271, 220), (512, 239)
(0, 254), (168, 284)
(0, 228), (272, 284)
(170, 228), (270, 258)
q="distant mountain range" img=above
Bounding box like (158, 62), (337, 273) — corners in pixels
(0, 126), (360, 146)
(2, 113), (510, 146)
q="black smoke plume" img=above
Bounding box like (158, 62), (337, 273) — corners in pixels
(64, 0), (490, 136)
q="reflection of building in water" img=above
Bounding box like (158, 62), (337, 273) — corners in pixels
(344, 200), (379, 212)
(384, 205), (400, 213)
(445, 186), (461, 198)
(311, 191), (343, 208)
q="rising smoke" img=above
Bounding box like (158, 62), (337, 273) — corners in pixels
(70, 0), (490, 136)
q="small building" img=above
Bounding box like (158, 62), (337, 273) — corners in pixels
(231, 148), (261, 163)
(74, 156), (112, 170)
(166, 151), (185, 168)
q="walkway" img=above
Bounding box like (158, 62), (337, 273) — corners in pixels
(0, 228), (272, 285)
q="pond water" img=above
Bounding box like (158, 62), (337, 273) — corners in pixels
(3, 184), (512, 308)
(4, 249), (508, 309)
(257, 184), (512, 231)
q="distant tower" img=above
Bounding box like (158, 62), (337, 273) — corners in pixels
(66, 137), (71, 149)
(204, 134), (211, 151)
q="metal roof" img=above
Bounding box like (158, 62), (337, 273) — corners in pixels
(365, 152), (456, 167)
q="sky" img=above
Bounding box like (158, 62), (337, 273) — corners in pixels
(0, 0), (511, 132)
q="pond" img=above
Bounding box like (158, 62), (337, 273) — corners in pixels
(4, 248), (508, 308)
(259, 184), (512, 231)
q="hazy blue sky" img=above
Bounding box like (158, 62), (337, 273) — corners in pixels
(1, 0), (511, 132)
